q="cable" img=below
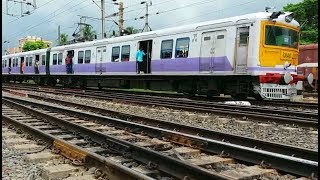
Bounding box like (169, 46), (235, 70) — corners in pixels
(7, 0), (88, 40)
(154, 0), (256, 29)
(7, 0), (56, 24)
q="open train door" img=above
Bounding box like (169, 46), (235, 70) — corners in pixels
(95, 46), (107, 74)
(235, 26), (249, 74)
(138, 40), (152, 74)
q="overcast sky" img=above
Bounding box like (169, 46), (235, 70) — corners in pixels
(2, 0), (303, 55)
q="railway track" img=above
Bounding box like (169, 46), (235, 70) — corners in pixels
(2, 94), (318, 179)
(3, 83), (319, 110)
(2, 84), (318, 128)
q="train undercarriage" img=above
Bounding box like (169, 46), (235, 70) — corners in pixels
(1, 74), (301, 101)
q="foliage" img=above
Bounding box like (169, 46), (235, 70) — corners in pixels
(124, 26), (139, 35)
(22, 41), (48, 52)
(58, 33), (68, 45)
(283, 0), (318, 44)
(83, 26), (96, 41)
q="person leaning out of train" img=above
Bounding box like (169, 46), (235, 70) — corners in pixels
(21, 59), (25, 74)
(135, 47), (145, 74)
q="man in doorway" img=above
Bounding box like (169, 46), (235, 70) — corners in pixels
(65, 54), (73, 74)
(35, 59), (40, 74)
(135, 47), (145, 74)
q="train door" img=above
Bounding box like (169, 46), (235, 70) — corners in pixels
(8, 58), (12, 74)
(200, 32), (215, 73)
(20, 57), (25, 74)
(95, 46), (107, 74)
(45, 48), (51, 75)
(138, 40), (152, 74)
(212, 30), (227, 71)
(235, 26), (249, 74)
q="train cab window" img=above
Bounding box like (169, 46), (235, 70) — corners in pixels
(78, 51), (84, 64)
(175, 37), (190, 58)
(112, 46), (120, 62)
(239, 32), (249, 46)
(85, 50), (91, 63)
(161, 40), (173, 59)
(53, 54), (57, 65)
(121, 45), (130, 62)
(42, 55), (46, 65)
(58, 53), (63, 65)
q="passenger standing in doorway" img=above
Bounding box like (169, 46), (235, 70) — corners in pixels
(35, 59), (40, 74)
(135, 48), (145, 74)
(21, 59), (25, 74)
(65, 54), (72, 74)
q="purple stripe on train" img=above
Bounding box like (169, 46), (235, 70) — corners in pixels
(48, 56), (233, 73)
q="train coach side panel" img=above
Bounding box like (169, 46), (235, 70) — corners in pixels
(298, 44), (318, 80)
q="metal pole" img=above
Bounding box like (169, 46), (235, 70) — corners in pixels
(119, 0), (124, 36)
(145, 2), (149, 32)
(58, 25), (61, 44)
(101, 0), (105, 39)
(6, 0), (8, 14)
(80, 16), (84, 39)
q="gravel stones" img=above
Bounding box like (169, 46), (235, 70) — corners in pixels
(28, 92), (318, 150)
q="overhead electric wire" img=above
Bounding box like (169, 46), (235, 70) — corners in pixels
(7, 0), (88, 40)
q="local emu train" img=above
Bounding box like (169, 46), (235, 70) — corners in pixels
(2, 11), (313, 101)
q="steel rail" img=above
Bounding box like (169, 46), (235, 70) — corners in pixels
(26, 93), (318, 162)
(2, 86), (318, 129)
(1, 115), (153, 180)
(2, 97), (230, 180)
(3, 96), (318, 178)
(2, 83), (318, 109)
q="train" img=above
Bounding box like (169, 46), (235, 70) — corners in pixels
(2, 11), (314, 101)
(297, 44), (318, 92)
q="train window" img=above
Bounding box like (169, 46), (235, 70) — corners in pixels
(121, 45), (130, 62)
(204, 37), (211, 41)
(239, 32), (249, 46)
(53, 54), (57, 65)
(112, 46), (120, 62)
(29, 57), (33, 66)
(161, 40), (173, 59)
(85, 50), (91, 63)
(58, 53), (63, 65)
(5, 59), (7, 67)
(25, 57), (28, 66)
(12, 59), (15, 67)
(78, 51), (84, 64)
(217, 35), (224, 39)
(14, 58), (18, 67)
(42, 55), (46, 66)
(175, 37), (190, 58)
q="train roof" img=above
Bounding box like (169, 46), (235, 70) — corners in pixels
(3, 11), (299, 57)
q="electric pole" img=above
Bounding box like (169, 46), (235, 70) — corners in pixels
(101, 0), (105, 39)
(80, 16), (85, 39)
(58, 25), (61, 44)
(119, 0), (124, 35)
(142, 1), (152, 32)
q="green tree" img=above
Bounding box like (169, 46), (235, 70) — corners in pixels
(22, 41), (48, 52)
(283, 0), (318, 44)
(83, 26), (96, 41)
(124, 26), (139, 35)
(58, 33), (68, 45)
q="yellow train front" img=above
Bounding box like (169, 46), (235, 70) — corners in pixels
(250, 11), (313, 101)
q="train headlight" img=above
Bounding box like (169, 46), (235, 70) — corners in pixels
(307, 73), (314, 85)
(283, 72), (293, 84)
